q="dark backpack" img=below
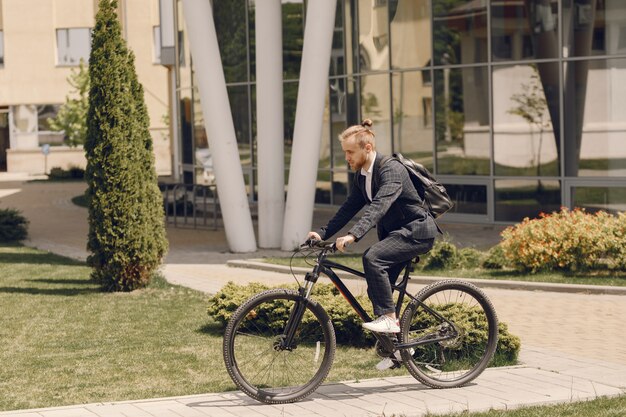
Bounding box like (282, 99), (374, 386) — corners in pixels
(382, 153), (454, 219)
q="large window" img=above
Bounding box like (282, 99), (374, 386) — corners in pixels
(493, 63), (560, 176)
(56, 28), (91, 66)
(495, 179), (561, 222)
(563, 58), (626, 177)
(392, 70), (433, 170)
(572, 186), (626, 214)
(433, 0), (488, 65)
(390, 0), (431, 69)
(359, 0), (390, 72)
(435, 66), (490, 175)
(563, 0), (626, 57)
(491, 0), (559, 62)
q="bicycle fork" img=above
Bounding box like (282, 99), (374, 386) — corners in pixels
(278, 275), (317, 350)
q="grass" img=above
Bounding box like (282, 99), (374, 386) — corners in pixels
(1, 244), (623, 416)
(263, 254), (626, 287)
(0, 243), (408, 412)
(429, 394), (626, 417)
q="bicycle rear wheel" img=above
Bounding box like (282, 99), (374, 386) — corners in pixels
(400, 280), (498, 388)
(223, 289), (336, 404)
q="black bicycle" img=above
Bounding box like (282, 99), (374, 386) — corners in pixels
(223, 240), (499, 404)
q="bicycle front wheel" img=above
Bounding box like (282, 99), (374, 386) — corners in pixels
(400, 280), (498, 388)
(223, 289), (336, 404)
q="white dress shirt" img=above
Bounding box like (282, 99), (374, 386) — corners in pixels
(360, 151), (377, 202)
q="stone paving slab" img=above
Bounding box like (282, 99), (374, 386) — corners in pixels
(1, 366), (623, 417)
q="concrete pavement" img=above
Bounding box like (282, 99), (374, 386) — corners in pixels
(1, 178), (625, 417)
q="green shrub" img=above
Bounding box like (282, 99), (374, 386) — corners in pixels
(482, 245), (507, 270)
(423, 240), (458, 270)
(500, 208), (624, 273)
(457, 247), (484, 269)
(207, 282), (376, 346)
(207, 281), (522, 365)
(413, 302), (521, 368)
(0, 209), (29, 242)
(48, 166), (85, 180)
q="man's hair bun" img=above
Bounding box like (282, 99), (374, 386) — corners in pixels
(361, 119), (373, 128)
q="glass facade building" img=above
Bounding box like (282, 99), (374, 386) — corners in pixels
(173, 0), (626, 224)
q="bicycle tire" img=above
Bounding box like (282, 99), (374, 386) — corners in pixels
(223, 289), (336, 404)
(399, 280), (498, 388)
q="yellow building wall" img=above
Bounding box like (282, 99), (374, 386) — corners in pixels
(0, 0), (171, 174)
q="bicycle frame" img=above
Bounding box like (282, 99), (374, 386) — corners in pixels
(287, 246), (461, 354)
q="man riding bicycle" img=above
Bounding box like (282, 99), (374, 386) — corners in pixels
(308, 119), (439, 335)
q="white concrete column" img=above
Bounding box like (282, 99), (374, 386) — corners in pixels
(182, 0), (257, 252)
(256, 0), (284, 248)
(281, 0), (337, 250)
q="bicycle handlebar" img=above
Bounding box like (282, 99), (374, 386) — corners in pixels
(300, 239), (337, 251)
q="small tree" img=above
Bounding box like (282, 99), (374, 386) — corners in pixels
(48, 59), (90, 147)
(85, 0), (168, 291)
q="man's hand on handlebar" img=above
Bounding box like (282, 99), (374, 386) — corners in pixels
(335, 234), (355, 253)
(304, 231), (354, 252)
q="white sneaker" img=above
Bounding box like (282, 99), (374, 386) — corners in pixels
(362, 315), (400, 333)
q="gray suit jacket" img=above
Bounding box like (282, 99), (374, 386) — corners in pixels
(320, 153), (439, 242)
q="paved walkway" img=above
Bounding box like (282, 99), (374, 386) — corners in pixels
(1, 178), (625, 417)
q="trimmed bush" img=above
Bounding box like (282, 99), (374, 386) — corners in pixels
(482, 245), (507, 270)
(500, 208), (624, 273)
(208, 282), (376, 346)
(48, 166), (85, 180)
(423, 240), (458, 270)
(85, 0), (168, 291)
(457, 247), (484, 269)
(0, 209), (29, 242)
(207, 281), (522, 364)
(412, 301), (521, 367)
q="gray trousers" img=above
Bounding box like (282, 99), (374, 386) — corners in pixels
(362, 233), (435, 316)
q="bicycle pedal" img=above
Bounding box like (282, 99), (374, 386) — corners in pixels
(375, 357), (403, 371)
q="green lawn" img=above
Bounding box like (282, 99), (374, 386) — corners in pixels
(265, 255), (626, 287)
(0, 244), (407, 411)
(433, 394), (626, 417)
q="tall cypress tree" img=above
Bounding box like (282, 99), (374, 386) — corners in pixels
(85, 0), (168, 291)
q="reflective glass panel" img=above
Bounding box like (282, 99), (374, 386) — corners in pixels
(360, 74), (392, 155)
(435, 66), (489, 175)
(283, 0), (305, 80)
(331, 78), (350, 169)
(320, 91), (332, 173)
(389, 0), (431, 69)
(331, 0), (346, 76)
(572, 186), (626, 214)
(563, 58), (626, 177)
(358, 0), (389, 72)
(315, 170), (332, 204)
(493, 63), (560, 176)
(495, 179), (561, 222)
(214, 0), (249, 83)
(563, 0), (626, 58)
(443, 184), (488, 215)
(227, 86), (252, 170)
(332, 171), (349, 205)
(433, 0), (488, 65)
(491, 0), (559, 62)
(392, 71), (433, 170)
(284, 81), (299, 168)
